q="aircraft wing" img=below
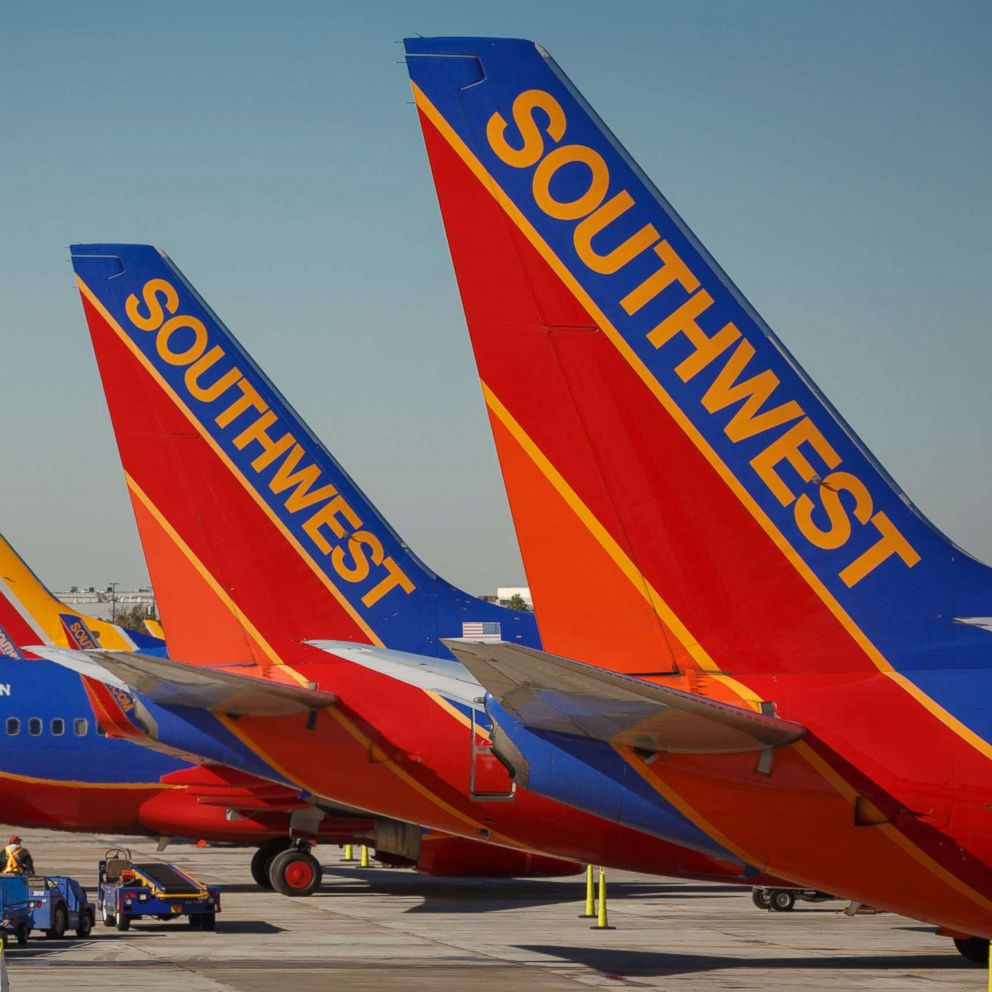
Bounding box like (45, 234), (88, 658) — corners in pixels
(32, 646), (336, 717)
(308, 640), (482, 706)
(443, 640), (804, 754)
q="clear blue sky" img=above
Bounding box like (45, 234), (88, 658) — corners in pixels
(2, 0), (990, 593)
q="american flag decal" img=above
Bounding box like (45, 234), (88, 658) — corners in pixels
(461, 621), (502, 641)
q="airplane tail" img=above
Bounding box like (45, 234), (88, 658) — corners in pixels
(405, 37), (992, 691)
(0, 531), (159, 653)
(70, 245), (538, 672)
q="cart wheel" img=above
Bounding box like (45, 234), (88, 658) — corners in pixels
(45, 903), (68, 939)
(201, 913), (216, 932)
(269, 848), (322, 897)
(115, 915), (130, 932)
(102, 909), (116, 928)
(954, 936), (990, 965)
(187, 915), (202, 929)
(76, 911), (93, 938)
(251, 837), (293, 890)
(15, 924), (29, 946)
(751, 888), (772, 910)
(770, 889), (796, 912)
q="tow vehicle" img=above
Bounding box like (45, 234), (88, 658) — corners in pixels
(98, 849), (220, 931)
(0, 873), (94, 945)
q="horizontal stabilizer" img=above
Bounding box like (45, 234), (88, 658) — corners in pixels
(309, 640), (482, 707)
(444, 640), (804, 754)
(32, 646), (336, 716)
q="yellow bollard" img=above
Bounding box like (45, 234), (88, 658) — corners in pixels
(591, 866), (616, 930)
(578, 864), (595, 918)
(360, 844), (369, 868)
(343, 843), (354, 862)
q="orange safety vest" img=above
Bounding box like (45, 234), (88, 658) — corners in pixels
(4, 845), (32, 874)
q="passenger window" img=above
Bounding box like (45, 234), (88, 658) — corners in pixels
(51, 718), (65, 736)
(28, 718), (42, 736)
(73, 718), (88, 737)
(95, 723), (106, 737)
(5, 718), (19, 736)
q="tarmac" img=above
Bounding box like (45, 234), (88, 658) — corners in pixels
(2, 828), (982, 991)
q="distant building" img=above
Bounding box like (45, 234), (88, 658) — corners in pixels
(496, 586), (532, 609)
(55, 586), (156, 622)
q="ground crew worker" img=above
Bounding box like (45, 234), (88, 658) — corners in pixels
(3, 835), (34, 874)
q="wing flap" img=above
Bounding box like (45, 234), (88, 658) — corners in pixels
(32, 646), (335, 716)
(443, 639), (804, 754)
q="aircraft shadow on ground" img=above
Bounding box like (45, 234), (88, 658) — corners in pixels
(318, 868), (701, 913)
(518, 944), (970, 977)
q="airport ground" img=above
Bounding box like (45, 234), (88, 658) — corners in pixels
(2, 828), (981, 991)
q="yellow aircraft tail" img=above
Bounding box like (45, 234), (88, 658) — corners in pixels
(0, 533), (145, 651)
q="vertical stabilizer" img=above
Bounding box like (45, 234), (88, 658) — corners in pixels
(71, 246), (539, 671)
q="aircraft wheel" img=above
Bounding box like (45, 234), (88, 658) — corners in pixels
(954, 936), (990, 965)
(76, 911), (93, 938)
(45, 903), (68, 939)
(270, 848), (322, 897)
(751, 888), (771, 910)
(770, 889), (796, 912)
(251, 837), (293, 890)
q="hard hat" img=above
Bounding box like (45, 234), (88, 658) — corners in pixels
(8, 835), (20, 844)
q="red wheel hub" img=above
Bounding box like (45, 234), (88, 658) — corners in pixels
(284, 857), (314, 889)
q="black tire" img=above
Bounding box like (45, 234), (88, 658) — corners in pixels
(751, 888), (771, 910)
(200, 913), (216, 932)
(954, 936), (990, 965)
(45, 903), (68, 939)
(115, 915), (130, 932)
(770, 889), (796, 912)
(188, 915), (202, 929)
(251, 837), (293, 890)
(269, 848), (322, 897)
(76, 911), (93, 938)
(15, 924), (29, 946)
(103, 909), (116, 928)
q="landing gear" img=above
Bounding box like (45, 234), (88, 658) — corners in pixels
(769, 889), (796, 912)
(269, 844), (322, 897)
(751, 888), (772, 909)
(954, 936), (990, 965)
(250, 837), (293, 890)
